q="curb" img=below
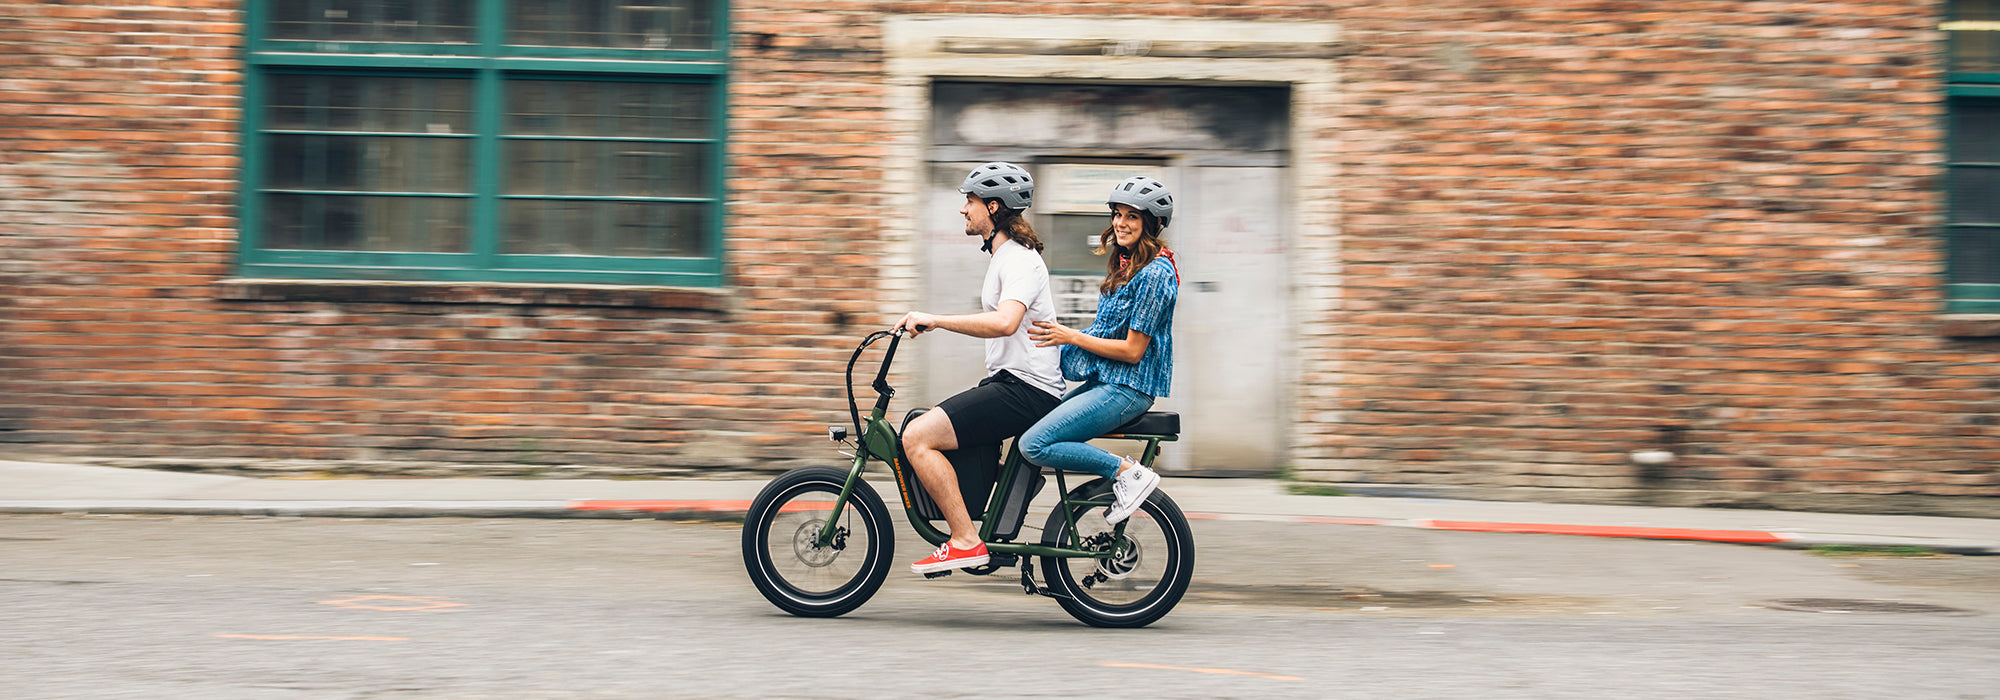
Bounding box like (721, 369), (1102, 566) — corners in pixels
(6, 500), (1995, 554)
(576, 502), (2000, 553)
(1189, 511), (1791, 543)
(1409, 519), (1792, 544)
(0, 500), (735, 522)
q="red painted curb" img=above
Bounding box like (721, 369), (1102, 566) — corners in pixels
(1415, 520), (1791, 544)
(570, 500), (752, 512)
(570, 499), (834, 514)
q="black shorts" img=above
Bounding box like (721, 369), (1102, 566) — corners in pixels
(934, 370), (1062, 446)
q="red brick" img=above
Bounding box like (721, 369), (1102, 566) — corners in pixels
(1, 0), (1995, 500)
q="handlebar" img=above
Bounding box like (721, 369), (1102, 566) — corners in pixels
(844, 328), (907, 439)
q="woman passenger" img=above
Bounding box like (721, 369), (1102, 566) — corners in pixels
(1021, 176), (1179, 524)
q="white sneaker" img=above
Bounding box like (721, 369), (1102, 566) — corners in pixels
(1105, 460), (1159, 525)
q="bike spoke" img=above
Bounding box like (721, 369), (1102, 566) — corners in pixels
(762, 491), (870, 596)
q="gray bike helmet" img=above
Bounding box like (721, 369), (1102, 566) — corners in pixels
(1108, 175), (1174, 229)
(959, 162), (1034, 211)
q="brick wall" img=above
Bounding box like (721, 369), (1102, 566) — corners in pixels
(1, 2), (256, 457)
(0, 0), (879, 474)
(2, 1), (1994, 508)
(1299, 0), (2000, 506)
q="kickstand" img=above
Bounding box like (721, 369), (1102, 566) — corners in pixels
(1017, 557), (1073, 601)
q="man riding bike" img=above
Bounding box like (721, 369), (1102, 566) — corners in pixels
(893, 162), (1064, 576)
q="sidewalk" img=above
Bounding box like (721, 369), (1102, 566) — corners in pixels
(3, 459), (1996, 554)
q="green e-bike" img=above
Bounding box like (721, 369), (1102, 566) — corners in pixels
(741, 329), (1195, 628)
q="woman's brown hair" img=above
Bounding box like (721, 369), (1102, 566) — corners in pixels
(1094, 209), (1164, 294)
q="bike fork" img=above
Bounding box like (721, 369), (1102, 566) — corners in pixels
(813, 451), (871, 549)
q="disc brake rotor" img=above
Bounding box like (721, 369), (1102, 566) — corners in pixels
(792, 519), (844, 568)
(1098, 537), (1141, 580)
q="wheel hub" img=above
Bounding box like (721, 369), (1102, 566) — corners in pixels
(1098, 537), (1141, 580)
(791, 520), (846, 567)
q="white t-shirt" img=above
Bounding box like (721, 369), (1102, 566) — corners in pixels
(984, 238), (1065, 397)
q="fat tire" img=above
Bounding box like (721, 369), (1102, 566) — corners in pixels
(741, 466), (894, 618)
(1038, 479), (1196, 628)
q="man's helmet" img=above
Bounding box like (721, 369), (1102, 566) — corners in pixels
(1108, 176), (1173, 229)
(959, 162), (1034, 211)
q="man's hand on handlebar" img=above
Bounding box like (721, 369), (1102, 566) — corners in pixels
(893, 311), (938, 338)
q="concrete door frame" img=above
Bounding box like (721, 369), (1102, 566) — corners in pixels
(881, 15), (1345, 472)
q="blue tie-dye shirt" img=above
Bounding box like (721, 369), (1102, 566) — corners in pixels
(1060, 258), (1177, 398)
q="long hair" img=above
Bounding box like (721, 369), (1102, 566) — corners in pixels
(1096, 209), (1165, 294)
(989, 203), (1043, 252)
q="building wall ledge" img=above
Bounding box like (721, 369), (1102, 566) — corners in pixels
(213, 278), (735, 311)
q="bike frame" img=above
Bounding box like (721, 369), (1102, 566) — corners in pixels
(813, 330), (1178, 561)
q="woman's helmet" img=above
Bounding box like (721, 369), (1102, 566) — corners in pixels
(959, 162), (1034, 211)
(1108, 176), (1173, 229)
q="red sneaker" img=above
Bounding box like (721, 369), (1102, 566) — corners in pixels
(910, 541), (989, 575)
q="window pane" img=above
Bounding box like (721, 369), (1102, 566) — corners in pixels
(504, 79), (714, 200)
(506, 80), (710, 139)
(615, 201), (711, 257)
(502, 200), (711, 257)
(260, 73), (474, 253)
(1953, 102), (2000, 164)
(267, 134), (471, 192)
(1950, 165), (2000, 225)
(613, 143), (708, 197)
(268, 0), (475, 43)
(1950, 226), (2000, 284)
(267, 74), (473, 134)
(263, 194), (468, 252)
(502, 199), (592, 254)
(509, 0), (717, 50)
(1958, 0), (2000, 20)
(505, 139), (588, 195)
(264, 74), (473, 194)
(1046, 214), (1110, 275)
(1952, 0), (2000, 73)
(503, 140), (706, 197)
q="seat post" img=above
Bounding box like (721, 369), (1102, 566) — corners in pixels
(1139, 437), (1164, 467)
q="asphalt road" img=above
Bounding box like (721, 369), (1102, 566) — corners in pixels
(3, 513), (1997, 699)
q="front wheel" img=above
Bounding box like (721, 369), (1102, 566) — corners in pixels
(1039, 479), (1195, 628)
(741, 466), (894, 618)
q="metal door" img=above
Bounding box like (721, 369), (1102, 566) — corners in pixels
(918, 82), (1290, 475)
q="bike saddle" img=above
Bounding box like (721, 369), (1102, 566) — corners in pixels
(1106, 411), (1178, 437)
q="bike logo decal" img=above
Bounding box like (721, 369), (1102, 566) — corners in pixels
(891, 457), (917, 504)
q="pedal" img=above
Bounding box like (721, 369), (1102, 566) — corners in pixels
(988, 552), (1018, 568)
(923, 570), (952, 579)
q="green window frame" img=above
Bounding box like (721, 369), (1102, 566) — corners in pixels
(1946, 2), (2000, 312)
(239, 0), (728, 286)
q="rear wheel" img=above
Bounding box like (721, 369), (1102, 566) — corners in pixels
(741, 466), (893, 618)
(1038, 479), (1195, 628)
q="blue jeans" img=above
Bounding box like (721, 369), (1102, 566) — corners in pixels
(1019, 381), (1155, 479)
